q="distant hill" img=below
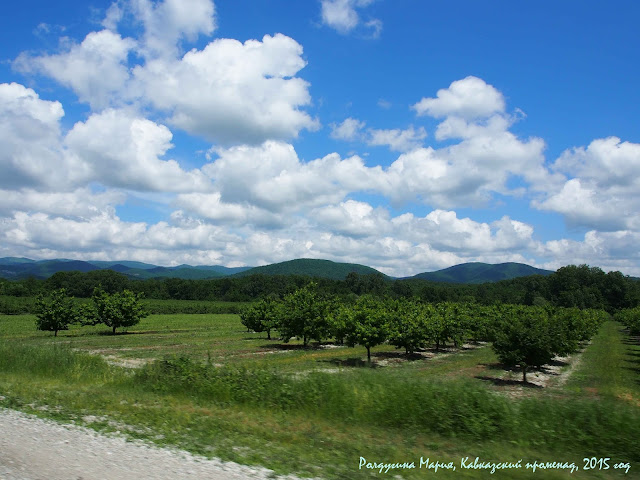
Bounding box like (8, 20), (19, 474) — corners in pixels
(120, 266), (226, 280)
(0, 257), (36, 265)
(190, 265), (253, 275)
(0, 257), (552, 283)
(86, 260), (160, 270)
(0, 259), (100, 279)
(409, 262), (554, 284)
(0, 258), (251, 281)
(234, 258), (387, 281)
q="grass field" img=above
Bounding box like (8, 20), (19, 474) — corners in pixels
(1, 312), (639, 479)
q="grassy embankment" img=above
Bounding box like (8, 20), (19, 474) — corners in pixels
(0, 312), (638, 479)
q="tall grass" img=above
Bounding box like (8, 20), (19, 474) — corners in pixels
(0, 342), (114, 382)
(135, 355), (640, 460)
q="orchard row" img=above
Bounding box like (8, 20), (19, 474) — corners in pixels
(615, 307), (640, 335)
(241, 283), (608, 382)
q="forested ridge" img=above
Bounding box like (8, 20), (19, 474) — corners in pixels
(1, 264), (638, 314)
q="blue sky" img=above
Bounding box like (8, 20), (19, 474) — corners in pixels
(1, 0), (639, 276)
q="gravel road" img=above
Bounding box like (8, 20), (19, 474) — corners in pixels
(0, 408), (305, 480)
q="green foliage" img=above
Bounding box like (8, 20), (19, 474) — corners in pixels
(2, 315), (640, 477)
(278, 283), (333, 346)
(491, 305), (556, 383)
(236, 258), (387, 281)
(386, 299), (430, 354)
(489, 305), (606, 383)
(34, 289), (79, 336)
(547, 307), (582, 357)
(433, 302), (471, 349)
(0, 295), (36, 314)
(134, 355), (640, 459)
(343, 296), (389, 362)
(615, 306), (640, 335)
(3, 261), (640, 315)
(240, 297), (280, 339)
(46, 269), (130, 297)
(0, 342), (111, 380)
(412, 261), (553, 284)
(86, 287), (149, 334)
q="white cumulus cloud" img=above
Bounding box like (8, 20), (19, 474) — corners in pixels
(330, 117), (366, 141)
(14, 30), (136, 110)
(320, 0), (381, 36)
(367, 126), (427, 152)
(0, 83), (88, 189)
(65, 109), (211, 192)
(412, 76), (505, 120)
(534, 137), (640, 231)
(132, 34), (318, 144)
(131, 0), (216, 58)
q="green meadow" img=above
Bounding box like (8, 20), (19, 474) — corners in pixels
(1, 312), (639, 479)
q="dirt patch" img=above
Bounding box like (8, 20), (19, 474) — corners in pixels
(101, 354), (152, 369)
(616, 392), (640, 407)
(374, 342), (487, 367)
(478, 349), (587, 398)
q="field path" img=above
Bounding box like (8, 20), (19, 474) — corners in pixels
(0, 408), (302, 480)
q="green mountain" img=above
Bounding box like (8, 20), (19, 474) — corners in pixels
(120, 266), (226, 280)
(234, 258), (387, 281)
(0, 257), (36, 265)
(0, 259), (99, 279)
(86, 260), (160, 270)
(409, 262), (554, 284)
(0, 257), (551, 283)
(0, 258), (253, 280)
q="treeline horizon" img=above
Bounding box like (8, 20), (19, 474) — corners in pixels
(1, 264), (639, 313)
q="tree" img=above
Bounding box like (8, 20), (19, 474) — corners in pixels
(344, 296), (389, 363)
(386, 299), (429, 354)
(279, 283), (331, 346)
(615, 307), (640, 335)
(436, 302), (471, 348)
(329, 302), (351, 345)
(87, 288), (148, 334)
(240, 297), (280, 339)
(34, 288), (78, 336)
(491, 306), (555, 383)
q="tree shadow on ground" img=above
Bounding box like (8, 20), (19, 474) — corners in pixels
(623, 365), (640, 375)
(546, 358), (570, 368)
(475, 375), (543, 389)
(479, 362), (508, 371)
(127, 329), (188, 335)
(259, 343), (324, 351)
(374, 351), (424, 362)
(321, 357), (379, 368)
(96, 330), (134, 336)
(626, 354), (640, 366)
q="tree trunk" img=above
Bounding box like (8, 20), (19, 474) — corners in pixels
(522, 365), (528, 383)
(54, 330), (58, 337)
(267, 329), (271, 340)
(367, 346), (371, 363)
(113, 325), (117, 335)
